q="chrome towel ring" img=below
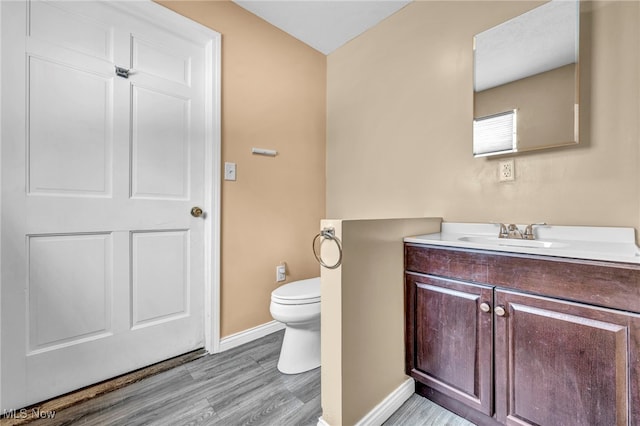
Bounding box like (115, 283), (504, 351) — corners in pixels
(312, 227), (343, 269)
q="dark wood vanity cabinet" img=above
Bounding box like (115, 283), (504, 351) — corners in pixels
(405, 244), (640, 426)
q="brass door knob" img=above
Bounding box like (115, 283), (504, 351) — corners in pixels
(480, 302), (491, 313)
(494, 306), (506, 317)
(191, 207), (204, 218)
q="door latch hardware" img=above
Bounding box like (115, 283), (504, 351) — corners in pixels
(115, 66), (130, 79)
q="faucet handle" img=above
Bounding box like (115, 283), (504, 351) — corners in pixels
(493, 222), (508, 238)
(523, 222), (547, 240)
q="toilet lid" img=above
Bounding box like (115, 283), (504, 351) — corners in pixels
(271, 277), (321, 305)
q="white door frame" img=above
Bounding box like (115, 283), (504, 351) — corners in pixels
(0, 0), (222, 408)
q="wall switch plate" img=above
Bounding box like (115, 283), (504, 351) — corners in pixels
(276, 264), (286, 282)
(224, 162), (236, 181)
(499, 159), (515, 182)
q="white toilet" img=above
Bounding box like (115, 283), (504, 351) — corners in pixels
(270, 277), (321, 374)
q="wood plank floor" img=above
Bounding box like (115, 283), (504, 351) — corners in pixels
(20, 330), (472, 426)
(384, 395), (475, 426)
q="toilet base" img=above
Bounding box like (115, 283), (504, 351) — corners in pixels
(277, 322), (320, 374)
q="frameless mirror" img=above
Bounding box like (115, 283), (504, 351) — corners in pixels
(473, 0), (579, 157)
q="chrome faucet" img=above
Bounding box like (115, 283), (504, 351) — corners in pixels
(496, 222), (546, 240)
(507, 224), (524, 239)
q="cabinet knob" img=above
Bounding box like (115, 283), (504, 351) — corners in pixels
(480, 302), (491, 313)
(494, 306), (506, 317)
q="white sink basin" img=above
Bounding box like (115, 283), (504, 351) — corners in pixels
(458, 236), (569, 249)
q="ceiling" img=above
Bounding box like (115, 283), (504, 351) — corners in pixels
(232, 0), (413, 55)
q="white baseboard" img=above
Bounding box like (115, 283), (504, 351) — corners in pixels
(218, 320), (285, 352)
(316, 417), (330, 426)
(355, 378), (415, 426)
(317, 378), (415, 426)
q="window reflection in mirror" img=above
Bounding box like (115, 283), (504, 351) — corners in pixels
(473, 0), (579, 157)
(473, 110), (517, 157)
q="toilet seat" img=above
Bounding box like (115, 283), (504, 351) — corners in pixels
(271, 277), (320, 305)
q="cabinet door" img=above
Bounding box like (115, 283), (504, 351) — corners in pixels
(495, 289), (640, 426)
(405, 273), (494, 415)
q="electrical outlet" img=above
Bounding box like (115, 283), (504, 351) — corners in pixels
(276, 264), (286, 282)
(499, 159), (515, 182)
(224, 162), (236, 181)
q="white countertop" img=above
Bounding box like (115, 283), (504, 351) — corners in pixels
(404, 222), (640, 264)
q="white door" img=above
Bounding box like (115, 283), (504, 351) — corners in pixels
(1, 0), (218, 410)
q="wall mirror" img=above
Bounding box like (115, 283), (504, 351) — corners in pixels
(473, 0), (579, 157)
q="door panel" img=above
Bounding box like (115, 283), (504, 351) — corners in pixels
(415, 283), (479, 391)
(29, 56), (113, 196)
(29, 0), (114, 61)
(131, 86), (190, 199)
(132, 36), (191, 86)
(131, 230), (190, 327)
(28, 233), (112, 352)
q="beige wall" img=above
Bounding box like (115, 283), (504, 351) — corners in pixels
(327, 1), (640, 232)
(157, 0), (326, 337)
(320, 218), (442, 425)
